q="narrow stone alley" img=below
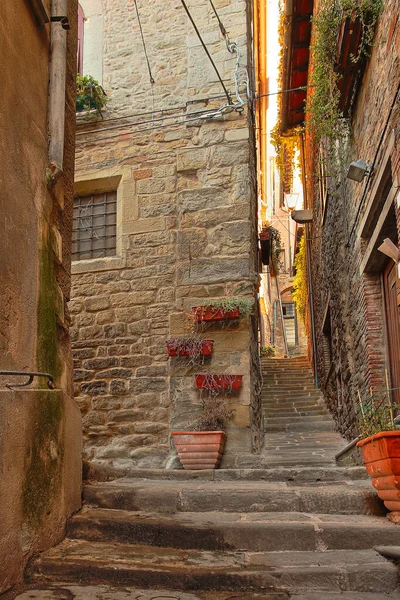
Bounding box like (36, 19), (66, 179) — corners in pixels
(12, 356), (400, 599)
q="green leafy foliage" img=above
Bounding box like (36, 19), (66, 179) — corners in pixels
(76, 74), (107, 119)
(358, 390), (399, 438)
(292, 236), (307, 324)
(307, 0), (383, 143)
(202, 297), (254, 317)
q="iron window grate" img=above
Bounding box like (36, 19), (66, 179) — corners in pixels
(72, 191), (117, 261)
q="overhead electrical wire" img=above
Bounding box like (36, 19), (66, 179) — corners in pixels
(208, 0), (229, 39)
(133, 0), (155, 84)
(180, 0), (232, 104)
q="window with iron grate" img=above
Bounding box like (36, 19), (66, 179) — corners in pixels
(72, 191), (117, 261)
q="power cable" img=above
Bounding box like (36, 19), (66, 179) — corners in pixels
(180, 0), (232, 104)
(133, 0), (155, 84)
(208, 0), (229, 39)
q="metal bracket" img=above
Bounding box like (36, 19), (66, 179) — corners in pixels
(50, 16), (70, 30)
(0, 371), (55, 390)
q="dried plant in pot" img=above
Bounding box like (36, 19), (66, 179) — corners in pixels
(194, 373), (243, 392)
(165, 336), (213, 365)
(356, 389), (400, 516)
(172, 397), (234, 470)
(193, 297), (253, 324)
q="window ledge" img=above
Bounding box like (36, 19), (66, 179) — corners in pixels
(71, 256), (125, 274)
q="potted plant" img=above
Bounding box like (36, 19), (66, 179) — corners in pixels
(195, 373), (243, 392)
(260, 344), (276, 358)
(166, 337), (213, 357)
(193, 297), (253, 323)
(356, 390), (400, 515)
(172, 397), (234, 469)
(76, 74), (107, 119)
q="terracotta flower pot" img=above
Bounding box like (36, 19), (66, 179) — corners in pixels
(357, 431), (400, 512)
(195, 374), (243, 391)
(194, 305), (240, 322)
(172, 431), (226, 469)
(166, 339), (214, 357)
(259, 230), (271, 241)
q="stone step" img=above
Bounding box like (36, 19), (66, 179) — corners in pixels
(261, 392), (323, 400)
(264, 415), (333, 425)
(263, 408), (329, 417)
(13, 586), (290, 600)
(27, 541), (398, 593)
(84, 465), (368, 482)
(83, 479), (385, 515)
(264, 421), (336, 433)
(292, 594), (400, 600)
(68, 508), (400, 552)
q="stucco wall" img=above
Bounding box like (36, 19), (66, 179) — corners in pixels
(0, 1), (81, 593)
(72, 0), (260, 470)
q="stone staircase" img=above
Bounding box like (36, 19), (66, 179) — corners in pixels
(16, 357), (400, 599)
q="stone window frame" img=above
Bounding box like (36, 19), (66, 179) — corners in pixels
(72, 166), (134, 275)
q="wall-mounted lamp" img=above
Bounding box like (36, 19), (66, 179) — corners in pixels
(377, 238), (400, 263)
(284, 192), (300, 211)
(291, 209), (313, 224)
(346, 158), (372, 182)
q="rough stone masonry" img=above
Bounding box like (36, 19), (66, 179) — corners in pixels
(72, 0), (261, 470)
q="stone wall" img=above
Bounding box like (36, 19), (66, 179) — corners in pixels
(72, 0), (260, 470)
(306, 0), (400, 439)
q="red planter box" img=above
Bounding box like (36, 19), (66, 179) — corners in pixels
(172, 431), (226, 469)
(166, 339), (214, 357)
(357, 431), (400, 513)
(259, 231), (271, 241)
(195, 373), (243, 391)
(194, 306), (240, 322)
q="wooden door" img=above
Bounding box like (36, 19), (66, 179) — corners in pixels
(383, 260), (400, 406)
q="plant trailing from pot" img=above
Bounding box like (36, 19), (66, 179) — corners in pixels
(356, 388), (400, 515)
(195, 373), (243, 393)
(193, 297), (254, 323)
(165, 336), (213, 365)
(76, 74), (107, 119)
(172, 396), (234, 469)
(259, 225), (283, 273)
(260, 345), (276, 358)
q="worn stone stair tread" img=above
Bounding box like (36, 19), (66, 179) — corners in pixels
(83, 479), (385, 515)
(28, 541), (399, 592)
(13, 585), (289, 600)
(67, 507), (400, 551)
(291, 594), (400, 599)
(264, 422), (336, 433)
(264, 415), (332, 423)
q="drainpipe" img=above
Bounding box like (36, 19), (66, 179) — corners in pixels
(300, 132), (318, 387)
(47, 0), (68, 186)
(275, 273), (289, 358)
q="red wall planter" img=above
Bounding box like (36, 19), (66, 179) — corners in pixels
(166, 339), (214, 357)
(357, 431), (400, 512)
(172, 431), (226, 469)
(195, 374), (243, 391)
(194, 306), (240, 322)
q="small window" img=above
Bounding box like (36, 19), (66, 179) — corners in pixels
(282, 302), (295, 318)
(72, 191), (117, 261)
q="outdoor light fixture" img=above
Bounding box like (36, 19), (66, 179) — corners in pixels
(346, 158), (372, 182)
(291, 209), (313, 224)
(377, 238), (400, 263)
(284, 192), (300, 211)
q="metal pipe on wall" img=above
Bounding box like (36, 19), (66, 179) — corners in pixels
(47, 0), (68, 184)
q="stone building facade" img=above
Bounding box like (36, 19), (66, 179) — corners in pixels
(0, 1), (81, 593)
(72, 0), (260, 471)
(305, 0), (400, 439)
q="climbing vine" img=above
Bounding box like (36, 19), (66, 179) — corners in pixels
(292, 236), (307, 324)
(270, 4), (303, 189)
(306, 0), (383, 143)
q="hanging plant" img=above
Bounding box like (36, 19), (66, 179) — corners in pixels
(306, 0), (383, 143)
(195, 373), (243, 394)
(76, 74), (107, 119)
(165, 337), (213, 364)
(193, 297), (254, 323)
(260, 225), (283, 274)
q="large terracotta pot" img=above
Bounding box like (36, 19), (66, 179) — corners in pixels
(172, 431), (226, 470)
(357, 431), (400, 512)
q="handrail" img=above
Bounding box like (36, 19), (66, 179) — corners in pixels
(0, 371), (55, 390)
